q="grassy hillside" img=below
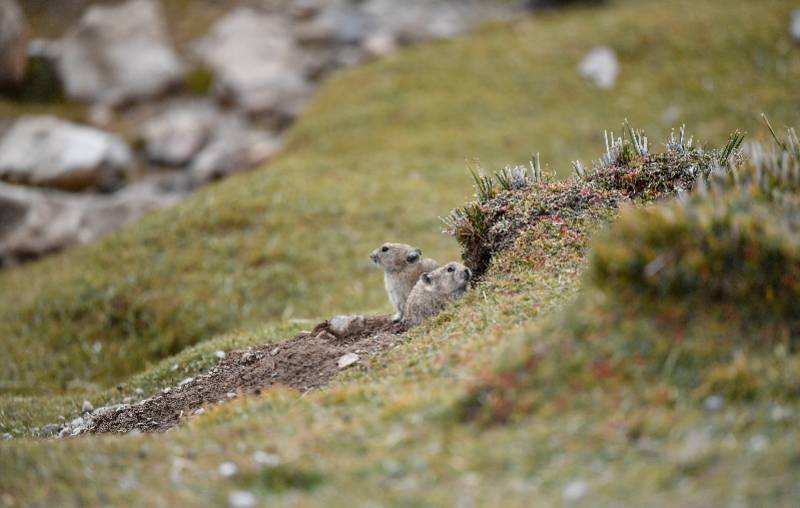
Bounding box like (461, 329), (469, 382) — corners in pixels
(1, 0), (797, 397)
(0, 0), (799, 504)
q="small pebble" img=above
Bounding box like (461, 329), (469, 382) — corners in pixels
(82, 400), (94, 413)
(134, 388), (145, 396)
(218, 462), (239, 478)
(563, 480), (588, 501)
(2, 433), (13, 440)
(253, 451), (281, 467)
(703, 395), (724, 412)
(337, 353), (359, 369)
(228, 490), (256, 508)
(178, 377), (194, 387)
(215, 350), (227, 359)
(162, 387), (171, 394)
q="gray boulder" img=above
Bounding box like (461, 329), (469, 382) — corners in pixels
(0, 179), (182, 266)
(0, 116), (133, 191)
(0, 0), (27, 87)
(193, 8), (315, 118)
(57, 0), (184, 104)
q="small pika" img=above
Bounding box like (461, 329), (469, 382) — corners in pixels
(403, 262), (472, 327)
(370, 242), (439, 322)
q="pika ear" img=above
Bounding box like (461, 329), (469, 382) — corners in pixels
(421, 272), (432, 285)
(406, 249), (420, 263)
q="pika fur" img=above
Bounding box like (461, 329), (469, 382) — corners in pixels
(370, 242), (439, 322)
(402, 261), (472, 327)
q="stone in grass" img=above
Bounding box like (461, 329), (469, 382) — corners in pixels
(578, 46), (619, 90)
(792, 10), (800, 43)
(81, 400), (94, 413)
(563, 480), (588, 502)
(228, 490), (256, 508)
(218, 462), (239, 478)
(337, 352), (359, 369)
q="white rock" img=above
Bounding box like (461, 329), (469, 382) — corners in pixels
(578, 46), (619, 90)
(562, 480), (588, 502)
(81, 400), (94, 413)
(178, 377), (194, 387)
(140, 100), (218, 166)
(792, 10), (800, 43)
(215, 350), (227, 359)
(0, 0), (27, 87)
(57, 0), (184, 104)
(363, 32), (398, 58)
(0, 116), (133, 191)
(253, 451), (281, 468)
(329, 315), (360, 336)
(337, 352), (359, 369)
(228, 490), (256, 508)
(218, 462), (239, 478)
(193, 8), (315, 117)
(134, 388), (145, 396)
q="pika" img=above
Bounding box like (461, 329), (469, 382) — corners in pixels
(370, 242), (439, 322)
(403, 262), (472, 327)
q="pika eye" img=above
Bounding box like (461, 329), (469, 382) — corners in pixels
(381, 246), (389, 252)
(447, 266), (455, 273)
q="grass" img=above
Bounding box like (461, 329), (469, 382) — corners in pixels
(1, 0), (799, 505)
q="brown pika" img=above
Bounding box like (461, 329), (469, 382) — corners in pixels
(402, 261), (472, 327)
(370, 242), (439, 322)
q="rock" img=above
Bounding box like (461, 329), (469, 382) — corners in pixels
(57, 0), (184, 104)
(81, 400), (94, 413)
(703, 395), (724, 412)
(134, 388), (145, 396)
(215, 351), (227, 359)
(0, 0), (27, 88)
(363, 32), (398, 59)
(193, 8), (315, 118)
(0, 180), (180, 267)
(0, 116), (133, 191)
(293, 6), (371, 46)
(178, 377), (194, 387)
(228, 491), (256, 508)
(218, 462), (239, 478)
(39, 424), (61, 437)
(253, 451), (281, 468)
(1, 432), (12, 440)
(337, 352), (359, 369)
(362, 0), (513, 45)
(189, 119), (283, 187)
(140, 100), (218, 167)
(578, 46), (619, 90)
(792, 10), (800, 43)
(563, 480), (588, 502)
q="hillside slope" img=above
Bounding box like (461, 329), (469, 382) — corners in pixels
(1, 0), (797, 396)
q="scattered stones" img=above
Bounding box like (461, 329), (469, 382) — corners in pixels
(81, 400), (94, 413)
(218, 462), (239, 478)
(228, 490), (257, 508)
(337, 352), (360, 369)
(578, 46), (619, 90)
(0, 0), (27, 88)
(792, 10), (800, 43)
(57, 0), (184, 104)
(0, 116), (133, 191)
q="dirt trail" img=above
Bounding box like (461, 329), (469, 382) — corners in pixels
(87, 315), (405, 434)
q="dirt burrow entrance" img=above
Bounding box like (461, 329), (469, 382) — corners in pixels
(82, 315), (405, 434)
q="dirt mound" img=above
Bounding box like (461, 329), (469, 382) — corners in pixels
(87, 315), (405, 434)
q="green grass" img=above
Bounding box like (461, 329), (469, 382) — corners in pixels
(1, 0), (799, 505)
(2, 0), (797, 396)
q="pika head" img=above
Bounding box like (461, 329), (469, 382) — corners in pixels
(419, 262), (472, 297)
(370, 243), (422, 273)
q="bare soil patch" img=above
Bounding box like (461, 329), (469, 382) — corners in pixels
(87, 315), (405, 434)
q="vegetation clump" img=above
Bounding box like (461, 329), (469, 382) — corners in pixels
(444, 125), (738, 277)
